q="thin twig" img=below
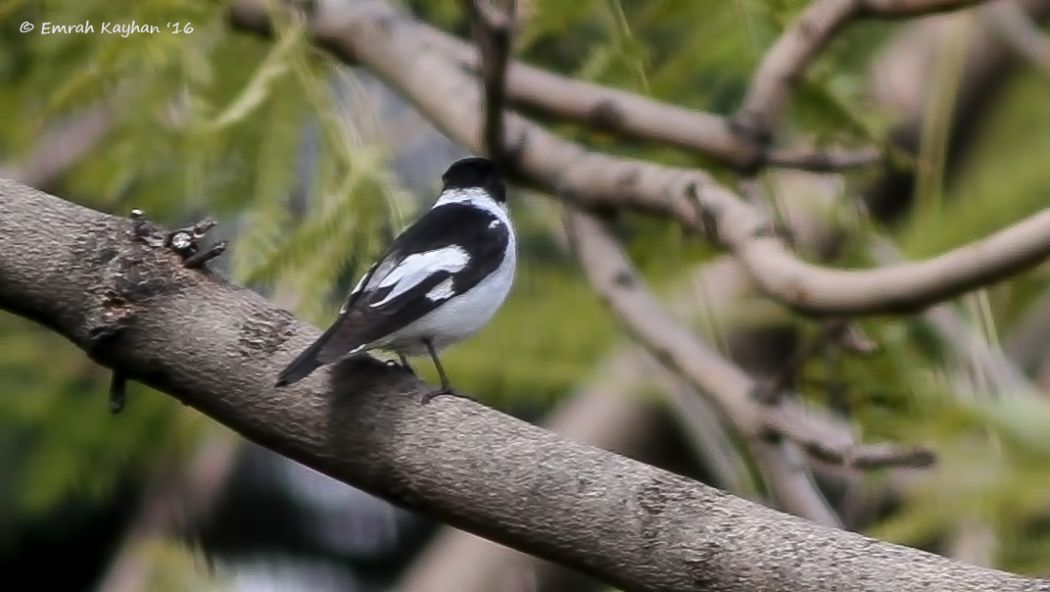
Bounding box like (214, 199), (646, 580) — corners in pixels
(564, 206), (842, 524)
(109, 371), (128, 414)
(765, 408), (935, 469)
(566, 208), (936, 470)
(766, 144), (882, 171)
(861, 0), (988, 17)
(464, 0), (515, 165)
(754, 320), (840, 405)
(183, 241), (228, 269)
(737, 0), (987, 143)
(419, 22), (880, 172)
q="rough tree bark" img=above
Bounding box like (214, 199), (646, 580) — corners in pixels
(399, 350), (671, 592)
(2, 182), (1048, 591)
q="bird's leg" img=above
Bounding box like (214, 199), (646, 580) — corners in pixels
(421, 339), (472, 404)
(397, 352), (416, 376)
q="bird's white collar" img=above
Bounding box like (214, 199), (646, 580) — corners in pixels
(432, 187), (508, 219)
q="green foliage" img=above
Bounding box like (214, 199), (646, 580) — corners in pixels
(901, 71), (1050, 257)
(0, 314), (181, 527)
(523, 0), (763, 109)
(869, 393), (1050, 576)
(0, 0), (409, 523)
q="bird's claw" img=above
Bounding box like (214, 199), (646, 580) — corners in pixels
(421, 388), (473, 405)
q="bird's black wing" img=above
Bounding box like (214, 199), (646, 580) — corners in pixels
(320, 203), (511, 356)
(275, 203), (509, 386)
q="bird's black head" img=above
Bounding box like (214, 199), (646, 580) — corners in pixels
(441, 157), (506, 202)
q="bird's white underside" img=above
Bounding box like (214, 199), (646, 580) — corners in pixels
(347, 186), (516, 357)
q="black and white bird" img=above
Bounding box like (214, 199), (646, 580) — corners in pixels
(275, 157), (516, 399)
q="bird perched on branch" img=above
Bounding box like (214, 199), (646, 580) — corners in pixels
(275, 157), (516, 401)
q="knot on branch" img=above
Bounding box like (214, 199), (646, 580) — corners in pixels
(86, 286), (135, 365)
(728, 111), (773, 174)
(88, 290), (131, 342)
(684, 182), (721, 244)
(88, 209), (230, 412)
(589, 99), (627, 132)
(103, 208), (228, 316)
(129, 208), (165, 247)
(130, 209), (228, 269)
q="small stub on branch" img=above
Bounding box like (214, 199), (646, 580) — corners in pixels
(127, 209), (227, 268)
(184, 241), (228, 268)
(109, 371), (127, 414)
(129, 208), (165, 247)
(164, 216), (226, 269)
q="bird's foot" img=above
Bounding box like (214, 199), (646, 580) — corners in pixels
(421, 387), (473, 405)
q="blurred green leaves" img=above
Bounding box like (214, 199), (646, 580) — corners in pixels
(0, 315), (179, 526)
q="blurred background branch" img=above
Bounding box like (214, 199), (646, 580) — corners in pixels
(230, 0), (1050, 319)
(464, 0), (515, 165)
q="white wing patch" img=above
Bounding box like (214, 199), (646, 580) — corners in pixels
(370, 246), (470, 307)
(340, 265), (376, 313)
(426, 277), (456, 301)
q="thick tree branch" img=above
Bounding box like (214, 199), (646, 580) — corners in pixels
(401, 256), (791, 592)
(229, 0), (1050, 316)
(2, 181), (1046, 591)
(401, 349), (672, 592)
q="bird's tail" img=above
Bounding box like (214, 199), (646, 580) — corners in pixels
(275, 343), (324, 387)
(275, 317), (360, 387)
